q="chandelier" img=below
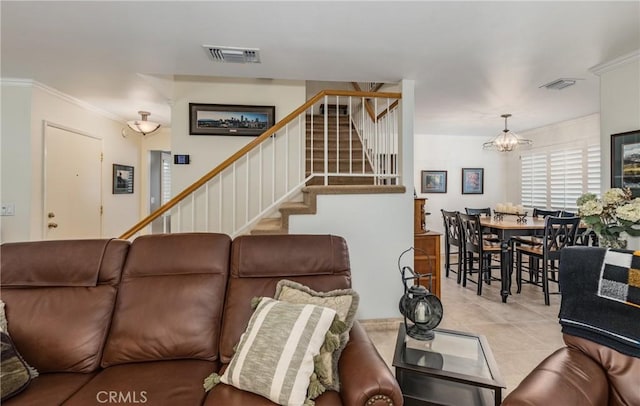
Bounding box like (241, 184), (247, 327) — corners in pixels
(482, 114), (532, 152)
(126, 111), (161, 136)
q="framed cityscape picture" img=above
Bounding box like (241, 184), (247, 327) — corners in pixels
(189, 103), (275, 136)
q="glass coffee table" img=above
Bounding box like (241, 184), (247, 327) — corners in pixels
(392, 324), (505, 406)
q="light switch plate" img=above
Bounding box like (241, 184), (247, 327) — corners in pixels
(1, 203), (15, 216)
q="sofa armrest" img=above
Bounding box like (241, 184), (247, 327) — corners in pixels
(337, 321), (403, 406)
(502, 347), (608, 406)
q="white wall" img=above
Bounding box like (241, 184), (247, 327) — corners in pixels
(414, 134), (508, 234)
(596, 55), (640, 188)
(170, 77), (306, 193)
(1, 80), (141, 242)
(1, 84), (33, 242)
(305, 80), (352, 99)
(289, 193), (410, 320)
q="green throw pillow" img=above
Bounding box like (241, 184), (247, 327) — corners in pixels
(274, 280), (359, 392)
(205, 297), (338, 406)
(1, 332), (31, 400)
(0, 300), (38, 380)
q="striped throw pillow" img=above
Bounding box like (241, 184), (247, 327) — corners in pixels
(221, 297), (337, 406)
(274, 280), (359, 391)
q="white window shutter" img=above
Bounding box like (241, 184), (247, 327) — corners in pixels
(521, 144), (600, 211)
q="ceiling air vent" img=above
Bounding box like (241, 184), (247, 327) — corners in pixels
(539, 78), (581, 90)
(203, 46), (261, 64)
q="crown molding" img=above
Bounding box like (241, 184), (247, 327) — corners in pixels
(1, 77), (124, 123)
(589, 49), (640, 76)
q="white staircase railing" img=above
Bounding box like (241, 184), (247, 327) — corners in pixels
(120, 90), (401, 240)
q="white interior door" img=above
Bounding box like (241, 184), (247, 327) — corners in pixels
(44, 123), (102, 239)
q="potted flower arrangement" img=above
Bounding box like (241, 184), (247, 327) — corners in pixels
(577, 187), (640, 249)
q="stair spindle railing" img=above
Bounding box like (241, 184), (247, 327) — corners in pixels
(120, 90), (401, 240)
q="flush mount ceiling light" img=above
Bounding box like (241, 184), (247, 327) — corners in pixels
(482, 114), (532, 152)
(203, 45), (261, 64)
(126, 111), (160, 136)
(539, 78), (582, 90)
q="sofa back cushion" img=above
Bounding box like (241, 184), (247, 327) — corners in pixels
(219, 234), (351, 363)
(101, 233), (231, 367)
(0, 239), (129, 373)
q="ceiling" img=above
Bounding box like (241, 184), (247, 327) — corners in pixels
(2, 1), (639, 138)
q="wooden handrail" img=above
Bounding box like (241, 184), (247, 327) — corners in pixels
(370, 82), (385, 92)
(377, 100), (399, 120)
(351, 82), (376, 121)
(119, 89), (401, 239)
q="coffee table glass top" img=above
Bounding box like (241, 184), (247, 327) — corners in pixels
(403, 329), (491, 378)
(393, 324), (504, 390)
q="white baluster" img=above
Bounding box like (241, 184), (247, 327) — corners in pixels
(324, 95), (328, 185)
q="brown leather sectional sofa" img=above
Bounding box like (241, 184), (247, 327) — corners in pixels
(1, 233), (403, 406)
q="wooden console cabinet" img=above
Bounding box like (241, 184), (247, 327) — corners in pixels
(414, 199), (441, 297)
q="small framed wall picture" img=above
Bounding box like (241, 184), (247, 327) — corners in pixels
(113, 164), (134, 194)
(421, 170), (447, 193)
(611, 130), (640, 197)
(462, 168), (484, 194)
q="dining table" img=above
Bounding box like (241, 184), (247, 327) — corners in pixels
(480, 215), (547, 303)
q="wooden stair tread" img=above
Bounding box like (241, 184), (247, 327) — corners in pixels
(305, 177), (376, 186)
(302, 185), (405, 194)
(279, 201), (313, 214)
(251, 218), (284, 235)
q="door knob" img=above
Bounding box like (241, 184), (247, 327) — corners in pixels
(48, 222), (58, 229)
(48, 212), (56, 218)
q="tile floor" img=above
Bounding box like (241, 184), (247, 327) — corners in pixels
(361, 266), (564, 399)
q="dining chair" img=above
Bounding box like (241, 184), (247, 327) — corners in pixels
(514, 208), (561, 245)
(511, 208), (562, 282)
(515, 216), (581, 305)
(464, 207), (499, 241)
(457, 213), (502, 295)
(559, 210), (599, 245)
(441, 209), (463, 283)
(465, 207), (492, 217)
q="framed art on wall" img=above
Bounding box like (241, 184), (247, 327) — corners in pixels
(189, 103), (276, 136)
(113, 164), (134, 194)
(611, 130), (640, 197)
(462, 168), (484, 194)
(421, 170), (447, 193)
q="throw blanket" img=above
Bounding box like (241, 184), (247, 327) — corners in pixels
(559, 247), (640, 358)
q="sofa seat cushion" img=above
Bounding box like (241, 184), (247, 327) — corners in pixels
(204, 383), (343, 406)
(3, 372), (97, 406)
(63, 360), (217, 405)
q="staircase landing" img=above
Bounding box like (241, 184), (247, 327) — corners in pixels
(251, 185), (406, 235)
